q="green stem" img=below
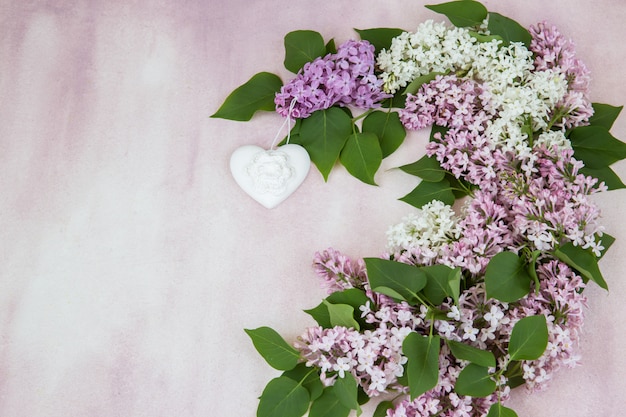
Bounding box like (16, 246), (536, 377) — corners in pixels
(352, 108), (374, 123)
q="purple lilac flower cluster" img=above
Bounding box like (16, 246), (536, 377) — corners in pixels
(529, 22), (593, 129)
(274, 40), (391, 118)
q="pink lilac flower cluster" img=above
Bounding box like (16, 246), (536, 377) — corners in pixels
(313, 248), (368, 294)
(399, 75), (495, 133)
(274, 40), (391, 118)
(529, 22), (593, 129)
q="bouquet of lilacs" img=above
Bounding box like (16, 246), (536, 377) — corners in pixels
(213, 1), (626, 416)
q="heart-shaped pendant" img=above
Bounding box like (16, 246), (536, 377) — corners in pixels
(230, 144), (311, 209)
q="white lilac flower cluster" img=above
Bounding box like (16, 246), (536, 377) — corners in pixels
(386, 200), (461, 256)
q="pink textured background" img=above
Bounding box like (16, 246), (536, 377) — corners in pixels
(1, 1), (625, 416)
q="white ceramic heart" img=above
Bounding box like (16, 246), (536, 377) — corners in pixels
(230, 144), (311, 209)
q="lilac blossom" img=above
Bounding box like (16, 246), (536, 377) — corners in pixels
(275, 40), (391, 118)
(287, 20), (608, 417)
(529, 21), (593, 129)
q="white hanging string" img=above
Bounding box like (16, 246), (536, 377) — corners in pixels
(270, 98), (297, 150)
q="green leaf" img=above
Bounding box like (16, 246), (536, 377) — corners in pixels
(340, 131), (383, 185)
(508, 315), (549, 361)
(569, 125), (626, 169)
(284, 30), (326, 73)
(362, 111), (406, 158)
(403, 333), (440, 399)
(309, 387), (351, 417)
(580, 166), (626, 190)
(326, 39), (337, 54)
(455, 363), (496, 397)
(554, 242), (608, 290)
(211, 72), (282, 121)
(364, 258), (428, 304)
(487, 12), (532, 47)
(257, 376), (310, 417)
(403, 71), (447, 96)
(354, 28), (405, 53)
(486, 403), (519, 417)
(373, 401), (395, 417)
(333, 373), (360, 412)
(305, 289), (370, 329)
(323, 301), (361, 330)
(426, 0), (488, 28)
(589, 103), (623, 130)
(447, 340), (496, 368)
(399, 178), (456, 209)
(598, 233), (616, 259)
(295, 108), (353, 181)
(447, 267), (461, 305)
(283, 364), (324, 402)
(484, 251), (532, 303)
(468, 31), (503, 43)
(399, 155), (446, 182)
(421, 264), (461, 305)
(245, 327), (300, 371)
(304, 303), (332, 328)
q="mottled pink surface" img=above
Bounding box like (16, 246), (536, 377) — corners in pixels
(1, 1), (625, 416)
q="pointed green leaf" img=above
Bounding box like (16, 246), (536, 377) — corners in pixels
(403, 333), (440, 399)
(569, 125), (626, 168)
(333, 373), (360, 412)
(508, 315), (549, 361)
(554, 242), (608, 290)
(403, 71), (447, 96)
(284, 30), (326, 73)
(455, 363), (496, 397)
(399, 155), (446, 182)
(362, 111), (406, 158)
(309, 387), (351, 417)
(589, 103), (623, 130)
(326, 39), (337, 54)
(598, 233), (616, 259)
(487, 12), (532, 47)
(364, 258), (428, 304)
(373, 401), (395, 417)
(484, 251), (532, 303)
(447, 340), (496, 368)
(487, 402), (519, 417)
(323, 301), (361, 330)
(245, 327), (300, 371)
(283, 364), (324, 402)
(399, 178), (456, 209)
(420, 264), (460, 305)
(340, 131), (382, 185)
(354, 28), (405, 53)
(295, 108), (352, 181)
(304, 303), (332, 328)
(211, 72), (282, 121)
(257, 376), (310, 417)
(447, 267), (461, 305)
(426, 1), (488, 28)
(580, 166), (626, 190)
(305, 289), (370, 329)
